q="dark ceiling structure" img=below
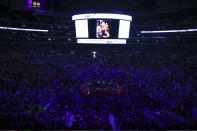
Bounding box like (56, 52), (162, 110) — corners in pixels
(0, 0), (197, 14)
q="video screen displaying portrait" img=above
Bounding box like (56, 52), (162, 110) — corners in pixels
(73, 13), (132, 44)
(96, 20), (111, 39)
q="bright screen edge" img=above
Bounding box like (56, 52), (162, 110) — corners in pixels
(77, 39), (126, 44)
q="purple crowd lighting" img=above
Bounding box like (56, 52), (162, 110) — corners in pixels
(1, 2), (197, 129)
(0, 45), (196, 129)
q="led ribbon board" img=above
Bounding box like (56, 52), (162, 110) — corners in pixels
(72, 13), (132, 44)
(0, 26), (48, 32)
(141, 29), (197, 33)
(77, 39), (126, 44)
(72, 13), (132, 21)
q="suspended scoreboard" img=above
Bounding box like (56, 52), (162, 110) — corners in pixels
(72, 13), (132, 44)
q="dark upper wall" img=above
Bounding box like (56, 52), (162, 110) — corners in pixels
(69, 0), (156, 13)
(10, 0), (26, 10)
(3, 0), (197, 15)
(156, 0), (179, 14)
(53, 0), (197, 14)
(179, 0), (197, 10)
(0, 0), (9, 7)
(155, 0), (197, 14)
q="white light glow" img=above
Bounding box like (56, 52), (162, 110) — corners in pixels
(141, 29), (197, 33)
(92, 51), (96, 58)
(92, 51), (97, 54)
(118, 20), (130, 38)
(75, 20), (89, 38)
(72, 13), (132, 21)
(77, 39), (126, 44)
(0, 26), (48, 32)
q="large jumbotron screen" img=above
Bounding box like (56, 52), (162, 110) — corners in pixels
(72, 13), (132, 44)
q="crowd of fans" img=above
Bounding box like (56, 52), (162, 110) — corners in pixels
(0, 44), (197, 129)
(0, 7), (75, 43)
(131, 9), (197, 44)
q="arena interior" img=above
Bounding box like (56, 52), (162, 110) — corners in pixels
(0, 0), (197, 130)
